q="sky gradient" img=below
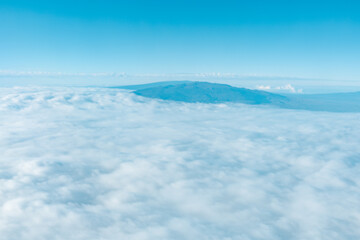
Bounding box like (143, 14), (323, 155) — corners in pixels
(1, 0), (360, 81)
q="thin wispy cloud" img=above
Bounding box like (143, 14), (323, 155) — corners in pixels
(0, 70), (126, 77)
(0, 70), (323, 81)
(256, 84), (303, 93)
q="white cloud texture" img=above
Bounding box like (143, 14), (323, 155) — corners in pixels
(256, 84), (303, 93)
(1, 87), (360, 239)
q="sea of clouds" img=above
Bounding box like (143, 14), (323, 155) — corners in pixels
(1, 87), (360, 240)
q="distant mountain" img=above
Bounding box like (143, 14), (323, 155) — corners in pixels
(283, 92), (360, 112)
(111, 81), (191, 90)
(133, 81), (289, 105)
(112, 81), (360, 112)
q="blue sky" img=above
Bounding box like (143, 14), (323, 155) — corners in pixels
(1, 0), (360, 81)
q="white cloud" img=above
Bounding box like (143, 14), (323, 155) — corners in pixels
(0, 70), (316, 81)
(256, 84), (303, 93)
(275, 84), (303, 93)
(0, 87), (360, 239)
(256, 85), (272, 90)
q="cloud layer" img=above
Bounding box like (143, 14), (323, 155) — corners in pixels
(1, 87), (360, 239)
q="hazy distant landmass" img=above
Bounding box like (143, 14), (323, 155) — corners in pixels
(134, 81), (289, 105)
(112, 81), (192, 90)
(115, 81), (360, 112)
(284, 92), (360, 112)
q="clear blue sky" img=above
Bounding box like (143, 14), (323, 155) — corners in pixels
(1, 0), (360, 80)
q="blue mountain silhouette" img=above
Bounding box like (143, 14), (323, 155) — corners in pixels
(113, 81), (360, 112)
(133, 81), (289, 105)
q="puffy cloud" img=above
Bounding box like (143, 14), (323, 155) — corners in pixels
(0, 87), (360, 239)
(275, 84), (303, 93)
(256, 84), (303, 93)
(256, 85), (272, 90)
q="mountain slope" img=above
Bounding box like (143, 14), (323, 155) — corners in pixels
(111, 81), (191, 90)
(113, 81), (360, 112)
(134, 81), (289, 105)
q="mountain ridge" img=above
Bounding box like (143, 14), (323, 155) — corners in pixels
(133, 81), (289, 105)
(113, 81), (360, 112)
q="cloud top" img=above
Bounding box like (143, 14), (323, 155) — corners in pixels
(134, 81), (289, 104)
(1, 87), (360, 239)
